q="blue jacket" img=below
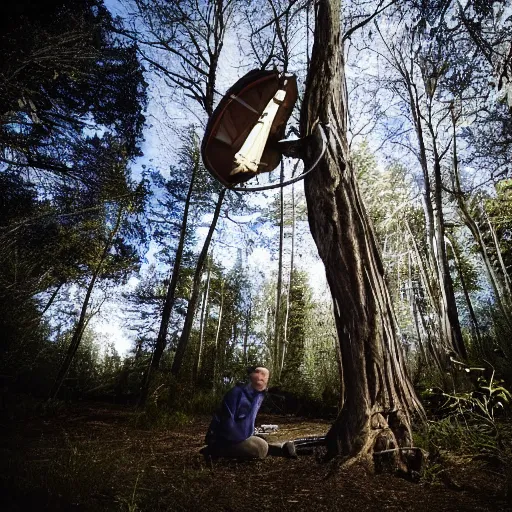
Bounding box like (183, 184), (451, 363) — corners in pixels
(205, 383), (265, 445)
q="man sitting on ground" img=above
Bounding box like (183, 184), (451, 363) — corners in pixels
(202, 366), (296, 459)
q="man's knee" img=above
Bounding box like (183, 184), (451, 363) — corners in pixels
(203, 436), (269, 459)
(231, 436), (268, 459)
(249, 436), (268, 459)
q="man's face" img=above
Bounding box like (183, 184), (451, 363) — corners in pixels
(250, 367), (269, 391)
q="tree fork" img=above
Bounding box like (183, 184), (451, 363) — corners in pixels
(300, 0), (424, 471)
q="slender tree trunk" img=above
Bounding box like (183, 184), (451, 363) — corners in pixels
(416, 96), (466, 361)
(407, 252), (428, 369)
(139, 162), (198, 405)
(450, 109), (512, 324)
(281, 182), (296, 377)
(40, 282), (63, 317)
(231, 323), (238, 364)
(455, 194), (509, 315)
(171, 188), (226, 376)
(448, 238), (482, 352)
(193, 256), (213, 384)
(405, 221), (437, 316)
(462, 206), (510, 319)
(410, 290), (427, 371)
(274, 162), (285, 379)
(431, 148), (466, 359)
(134, 337), (144, 362)
(301, 0), (423, 466)
(243, 303), (251, 364)
(265, 307), (272, 362)
(404, 79), (436, 271)
(398, 57), (464, 360)
(49, 207), (123, 399)
(483, 207), (512, 298)
(212, 280), (225, 393)
(407, 237), (445, 373)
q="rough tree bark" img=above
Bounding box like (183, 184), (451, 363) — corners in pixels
(300, 0), (424, 469)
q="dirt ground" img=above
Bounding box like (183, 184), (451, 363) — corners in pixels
(0, 402), (509, 511)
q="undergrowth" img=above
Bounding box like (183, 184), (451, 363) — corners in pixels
(415, 371), (512, 497)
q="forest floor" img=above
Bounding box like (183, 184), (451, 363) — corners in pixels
(0, 400), (510, 512)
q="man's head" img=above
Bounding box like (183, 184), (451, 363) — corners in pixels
(248, 367), (269, 392)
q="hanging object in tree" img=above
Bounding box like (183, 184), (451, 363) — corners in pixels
(201, 69), (298, 187)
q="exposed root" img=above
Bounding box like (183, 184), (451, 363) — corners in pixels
(325, 409), (428, 480)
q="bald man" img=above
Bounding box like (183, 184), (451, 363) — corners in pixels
(202, 366), (296, 459)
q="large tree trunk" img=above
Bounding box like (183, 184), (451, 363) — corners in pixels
(300, 0), (423, 468)
(171, 188), (226, 377)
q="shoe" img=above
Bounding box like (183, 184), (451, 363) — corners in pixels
(283, 441), (297, 459)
